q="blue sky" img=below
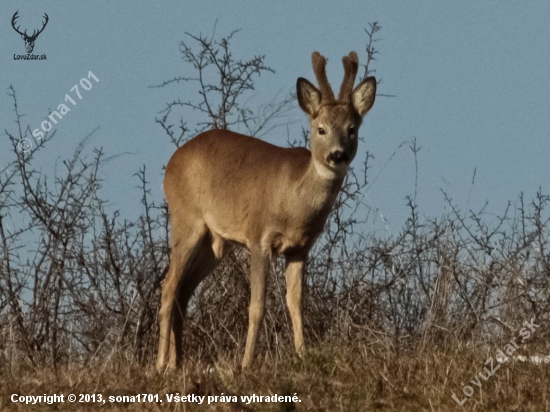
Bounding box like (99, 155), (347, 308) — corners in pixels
(1, 1), (550, 232)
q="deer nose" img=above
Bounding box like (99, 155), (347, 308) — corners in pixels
(327, 150), (349, 165)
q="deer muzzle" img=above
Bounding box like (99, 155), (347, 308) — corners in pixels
(327, 150), (350, 166)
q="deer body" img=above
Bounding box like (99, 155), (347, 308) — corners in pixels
(166, 130), (340, 256)
(157, 52), (376, 371)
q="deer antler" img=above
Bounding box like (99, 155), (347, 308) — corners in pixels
(338, 52), (359, 101)
(11, 11), (26, 37)
(11, 12), (49, 40)
(311, 52), (335, 102)
(30, 13), (49, 39)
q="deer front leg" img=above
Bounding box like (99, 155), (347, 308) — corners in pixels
(242, 248), (269, 369)
(285, 254), (306, 356)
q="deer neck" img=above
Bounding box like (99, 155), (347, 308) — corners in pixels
(296, 155), (346, 213)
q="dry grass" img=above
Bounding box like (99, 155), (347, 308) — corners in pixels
(2, 340), (549, 411)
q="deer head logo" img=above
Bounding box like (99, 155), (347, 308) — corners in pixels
(11, 11), (49, 54)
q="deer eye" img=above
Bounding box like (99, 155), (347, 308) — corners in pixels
(348, 126), (355, 135)
(318, 127), (326, 135)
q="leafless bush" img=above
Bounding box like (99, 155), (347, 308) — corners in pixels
(0, 91), (170, 372)
(1, 24), (548, 379)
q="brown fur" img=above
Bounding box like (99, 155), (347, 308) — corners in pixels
(311, 52), (335, 102)
(338, 52), (359, 100)
(156, 52), (377, 371)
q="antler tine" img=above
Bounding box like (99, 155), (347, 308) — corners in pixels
(32, 13), (49, 38)
(338, 52), (359, 101)
(11, 11), (26, 36)
(311, 52), (335, 102)
(38, 14), (49, 34)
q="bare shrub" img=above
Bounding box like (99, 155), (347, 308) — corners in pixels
(0, 24), (548, 381)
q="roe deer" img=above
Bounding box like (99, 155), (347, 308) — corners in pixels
(157, 51), (376, 371)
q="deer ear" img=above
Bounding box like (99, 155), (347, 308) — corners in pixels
(352, 77), (376, 116)
(297, 78), (322, 116)
(21, 34), (25, 40)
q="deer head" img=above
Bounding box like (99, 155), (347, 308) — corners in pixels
(12, 11), (49, 54)
(297, 52), (376, 180)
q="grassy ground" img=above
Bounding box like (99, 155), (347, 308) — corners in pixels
(2, 342), (549, 411)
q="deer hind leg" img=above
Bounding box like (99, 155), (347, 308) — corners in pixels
(168, 233), (222, 368)
(156, 221), (207, 372)
(242, 247), (270, 369)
